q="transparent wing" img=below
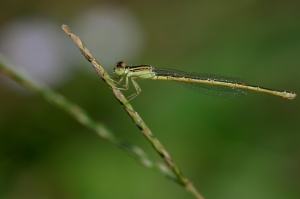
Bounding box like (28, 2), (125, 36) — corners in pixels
(154, 68), (248, 98)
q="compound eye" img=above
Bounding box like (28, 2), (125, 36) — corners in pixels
(115, 61), (125, 69)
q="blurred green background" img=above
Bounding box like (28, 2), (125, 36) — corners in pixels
(0, 1), (300, 199)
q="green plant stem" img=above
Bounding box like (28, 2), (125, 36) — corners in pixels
(61, 25), (204, 199)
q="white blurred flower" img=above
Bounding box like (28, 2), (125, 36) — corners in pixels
(0, 17), (72, 88)
(71, 4), (145, 72)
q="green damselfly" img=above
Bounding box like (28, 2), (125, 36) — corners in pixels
(113, 61), (296, 100)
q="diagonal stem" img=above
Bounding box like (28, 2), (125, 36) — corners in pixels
(61, 24), (204, 199)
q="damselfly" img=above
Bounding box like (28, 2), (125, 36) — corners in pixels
(113, 61), (296, 101)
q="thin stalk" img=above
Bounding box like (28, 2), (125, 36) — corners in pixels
(62, 25), (204, 199)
